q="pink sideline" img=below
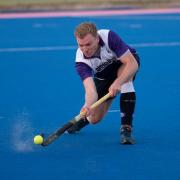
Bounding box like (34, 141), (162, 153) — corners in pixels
(0, 8), (180, 19)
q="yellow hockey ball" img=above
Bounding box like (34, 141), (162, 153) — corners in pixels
(34, 135), (43, 145)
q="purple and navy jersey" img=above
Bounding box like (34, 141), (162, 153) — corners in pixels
(75, 29), (136, 81)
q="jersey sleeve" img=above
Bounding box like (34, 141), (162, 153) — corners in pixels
(75, 62), (93, 81)
(108, 30), (129, 58)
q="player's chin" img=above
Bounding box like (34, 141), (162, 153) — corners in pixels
(84, 51), (94, 57)
(84, 54), (91, 58)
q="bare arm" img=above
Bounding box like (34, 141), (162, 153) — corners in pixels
(109, 50), (139, 96)
(83, 77), (98, 107)
(117, 50), (139, 84)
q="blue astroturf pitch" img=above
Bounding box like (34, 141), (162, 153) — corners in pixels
(0, 13), (180, 180)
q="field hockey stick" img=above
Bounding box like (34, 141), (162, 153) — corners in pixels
(41, 93), (111, 146)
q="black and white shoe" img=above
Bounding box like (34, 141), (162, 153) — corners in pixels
(120, 126), (135, 145)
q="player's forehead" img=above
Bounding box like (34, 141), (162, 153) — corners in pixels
(77, 33), (96, 43)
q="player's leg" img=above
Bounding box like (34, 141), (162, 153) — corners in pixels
(86, 76), (116, 124)
(120, 81), (136, 144)
(117, 54), (140, 144)
(86, 98), (113, 124)
(67, 77), (114, 134)
(67, 99), (113, 133)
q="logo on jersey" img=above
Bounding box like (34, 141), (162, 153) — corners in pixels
(96, 58), (116, 72)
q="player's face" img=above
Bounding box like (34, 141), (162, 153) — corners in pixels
(76, 33), (99, 58)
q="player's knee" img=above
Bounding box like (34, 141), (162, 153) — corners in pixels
(91, 120), (99, 125)
(87, 115), (101, 124)
(87, 104), (109, 124)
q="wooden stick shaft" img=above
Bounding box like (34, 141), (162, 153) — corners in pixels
(74, 93), (111, 121)
(90, 93), (111, 109)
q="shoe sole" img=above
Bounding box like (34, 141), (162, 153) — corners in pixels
(121, 137), (135, 145)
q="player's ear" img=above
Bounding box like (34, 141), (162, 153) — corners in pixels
(96, 35), (100, 43)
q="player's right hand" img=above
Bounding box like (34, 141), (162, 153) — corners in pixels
(80, 106), (92, 117)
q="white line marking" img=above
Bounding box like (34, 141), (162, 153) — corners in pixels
(0, 46), (76, 52)
(108, 110), (120, 113)
(133, 42), (180, 47)
(0, 42), (180, 53)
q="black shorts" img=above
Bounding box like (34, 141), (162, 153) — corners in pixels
(94, 77), (115, 100)
(94, 53), (140, 100)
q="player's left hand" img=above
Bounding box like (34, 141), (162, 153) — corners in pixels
(108, 80), (121, 97)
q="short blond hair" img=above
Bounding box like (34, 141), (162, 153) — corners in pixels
(74, 22), (97, 39)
